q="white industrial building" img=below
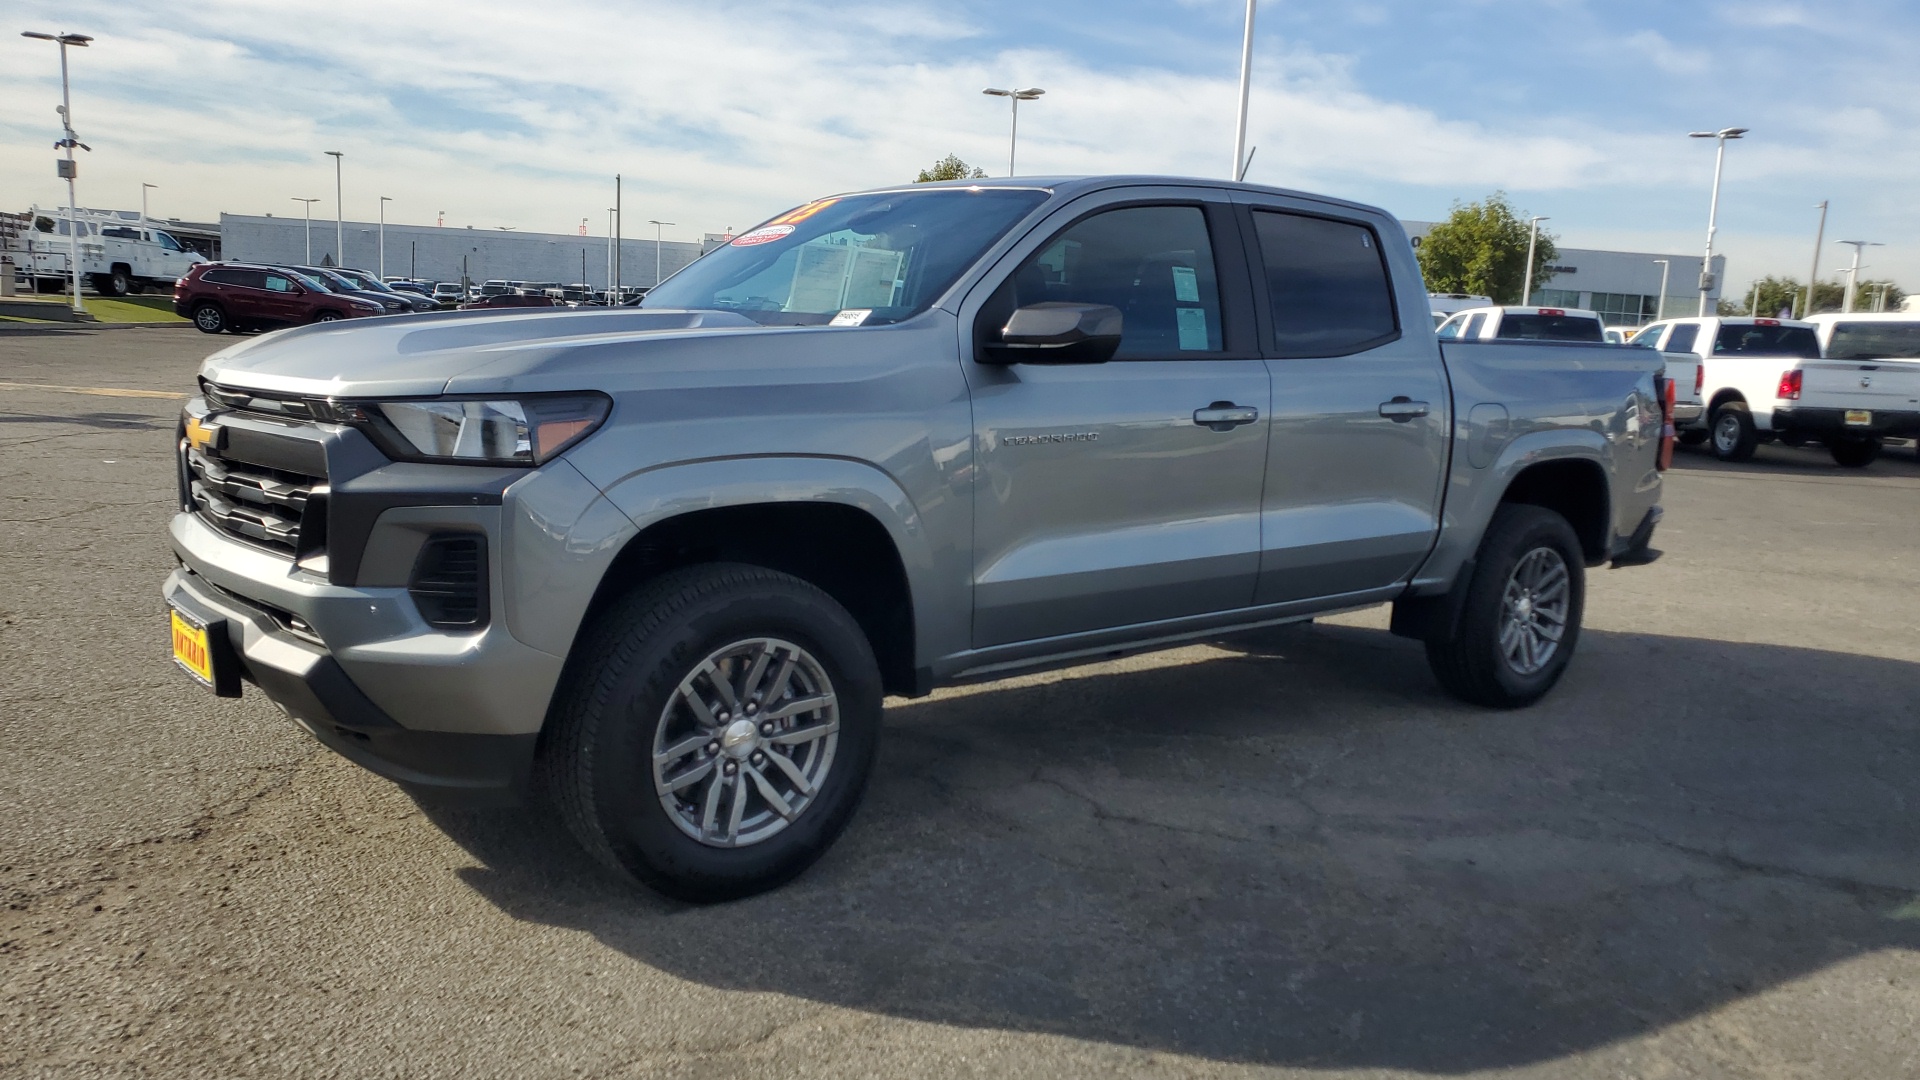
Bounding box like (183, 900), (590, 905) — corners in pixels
(1403, 221), (1726, 327)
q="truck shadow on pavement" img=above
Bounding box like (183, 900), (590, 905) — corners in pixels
(427, 623), (1920, 1072)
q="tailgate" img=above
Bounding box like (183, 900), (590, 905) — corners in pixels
(1794, 359), (1920, 410)
(1661, 351), (1702, 407)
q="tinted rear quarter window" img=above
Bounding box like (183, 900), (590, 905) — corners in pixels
(1495, 314), (1604, 342)
(1714, 324), (1821, 358)
(1824, 321), (1920, 359)
(1250, 210), (1397, 357)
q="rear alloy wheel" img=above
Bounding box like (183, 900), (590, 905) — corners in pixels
(1709, 401), (1759, 462)
(191, 303), (227, 334)
(1425, 504), (1585, 708)
(544, 564), (881, 902)
(314, 311), (342, 323)
(107, 270), (130, 297)
(1828, 437), (1881, 468)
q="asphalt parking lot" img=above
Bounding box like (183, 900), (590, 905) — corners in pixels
(2, 326), (1917, 1078)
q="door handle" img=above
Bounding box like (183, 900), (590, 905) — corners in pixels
(1379, 397), (1429, 422)
(1193, 402), (1259, 431)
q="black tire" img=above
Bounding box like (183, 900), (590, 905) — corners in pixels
(1709, 401), (1759, 462)
(542, 564), (882, 903)
(1424, 504), (1586, 709)
(1677, 428), (1709, 447)
(106, 269), (130, 297)
(314, 310), (342, 323)
(1827, 437), (1881, 468)
(191, 302), (227, 334)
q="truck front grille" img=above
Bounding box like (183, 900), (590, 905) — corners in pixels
(185, 446), (327, 557)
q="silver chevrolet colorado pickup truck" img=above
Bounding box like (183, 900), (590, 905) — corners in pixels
(165, 177), (1668, 900)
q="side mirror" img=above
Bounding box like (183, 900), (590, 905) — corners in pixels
(982, 302), (1123, 365)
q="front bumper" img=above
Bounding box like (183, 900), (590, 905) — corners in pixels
(165, 562), (538, 803)
(1772, 406), (1920, 440)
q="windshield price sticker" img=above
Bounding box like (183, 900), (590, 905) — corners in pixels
(829, 309), (872, 327)
(731, 224), (795, 248)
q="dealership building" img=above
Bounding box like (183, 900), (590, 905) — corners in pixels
(218, 213), (714, 291)
(1403, 221), (1726, 327)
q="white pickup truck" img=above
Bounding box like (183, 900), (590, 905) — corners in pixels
(1632, 315), (1920, 467)
(6, 207), (206, 296)
(1437, 305), (1607, 343)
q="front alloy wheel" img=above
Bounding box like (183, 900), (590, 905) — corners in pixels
(544, 564), (881, 902)
(652, 637), (840, 848)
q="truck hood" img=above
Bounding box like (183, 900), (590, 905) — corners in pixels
(197, 308), (763, 398)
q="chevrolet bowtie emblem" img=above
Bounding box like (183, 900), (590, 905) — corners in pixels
(184, 416), (223, 451)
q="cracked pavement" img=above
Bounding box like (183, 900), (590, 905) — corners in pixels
(2, 328), (1918, 1078)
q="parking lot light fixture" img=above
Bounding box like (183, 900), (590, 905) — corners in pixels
(1803, 201), (1828, 318)
(648, 220), (675, 287)
(982, 87), (1044, 176)
(292, 198), (319, 264)
(324, 150), (344, 265)
(378, 196), (392, 279)
(1522, 216), (1548, 304)
(1688, 127), (1747, 316)
(23, 30), (93, 315)
(1652, 259), (1670, 321)
(1231, 0), (1256, 181)
(1835, 240), (1883, 313)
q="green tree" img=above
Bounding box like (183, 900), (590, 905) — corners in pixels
(1716, 275), (1905, 317)
(914, 154), (988, 183)
(1416, 192), (1558, 304)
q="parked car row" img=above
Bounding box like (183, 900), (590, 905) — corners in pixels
(176, 262), (654, 332)
(1432, 301), (1920, 467)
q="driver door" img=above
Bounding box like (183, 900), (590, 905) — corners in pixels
(961, 190), (1271, 649)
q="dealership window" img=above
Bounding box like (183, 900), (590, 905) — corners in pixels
(1590, 291), (1657, 326)
(1530, 288), (1581, 309)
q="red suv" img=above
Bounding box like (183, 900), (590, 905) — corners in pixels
(175, 263), (384, 334)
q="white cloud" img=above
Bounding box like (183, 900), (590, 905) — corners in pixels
(3, 0), (1917, 284)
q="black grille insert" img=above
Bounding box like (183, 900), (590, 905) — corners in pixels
(185, 445), (326, 557)
(409, 534), (489, 630)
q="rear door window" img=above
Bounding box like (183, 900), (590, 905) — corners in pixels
(1463, 313), (1487, 338)
(1714, 323), (1821, 358)
(1494, 314), (1605, 341)
(1665, 324), (1699, 353)
(1250, 210), (1398, 357)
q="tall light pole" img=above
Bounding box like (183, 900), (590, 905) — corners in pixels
(22, 31), (93, 315)
(1688, 126), (1747, 316)
(1835, 240), (1882, 313)
(1521, 215), (1548, 305)
(1803, 200), (1828, 318)
(292, 198), (318, 263)
(648, 220), (675, 287)
(141, 182), (158, 230)
(1652, 259), (1671, 321)
(614, 174), (622, 299)
(378, 195), (392, 279)
(1231, 0), (1257, 181)
(981, 87), (1044, 176)
(606, 208), (616, 298)
(324, 150), (344, 266)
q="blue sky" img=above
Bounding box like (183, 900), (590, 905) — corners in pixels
(4, 0), (1916, 287)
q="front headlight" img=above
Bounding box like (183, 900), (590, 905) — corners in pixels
(326, 393), (611, 466)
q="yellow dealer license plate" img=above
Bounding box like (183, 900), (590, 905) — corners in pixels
(170, 608), (215, 687)
(1845, 409), (1872, 426)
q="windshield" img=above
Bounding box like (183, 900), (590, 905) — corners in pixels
(288, 271), (332, 292)
(1824, 321), (1920, 359)
(640, 188), (1049, 325)
(1495, 314), (1605, 342)
(333, 269), (386, 291)
(1714, 323), (1821, 358)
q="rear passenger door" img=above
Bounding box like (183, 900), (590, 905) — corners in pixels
(961, 188), (1271, 648)
(1235, 196), (1450, 604)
